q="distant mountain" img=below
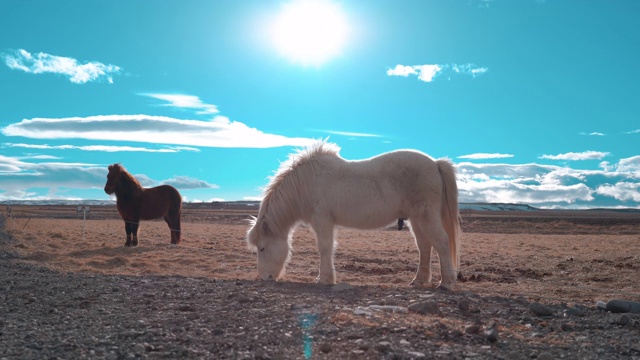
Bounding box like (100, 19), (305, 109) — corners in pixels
(459, 203), (539, 212)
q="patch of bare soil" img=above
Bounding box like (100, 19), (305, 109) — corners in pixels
(1, 206), (640, 359)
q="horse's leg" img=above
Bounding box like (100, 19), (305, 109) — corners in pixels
(131, 221), (139, 246)
(124, 222), (132, 247)
(412, 216), (456, 289)
(312, 220), (337, 285)
(165, 214), (181, 245)
(408, 220), (433, 287)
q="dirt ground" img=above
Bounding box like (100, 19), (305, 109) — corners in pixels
(1, 204), (640, 359)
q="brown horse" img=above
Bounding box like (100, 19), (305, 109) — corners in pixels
(104, 163), (182, 246)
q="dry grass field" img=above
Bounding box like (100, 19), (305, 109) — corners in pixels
(4, 204), (640, 303)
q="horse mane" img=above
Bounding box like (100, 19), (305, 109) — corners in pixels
(249, 141), (341, 245)
(109, 163), (143, 197)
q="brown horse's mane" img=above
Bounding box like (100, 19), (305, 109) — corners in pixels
(109, 163), (143, 199)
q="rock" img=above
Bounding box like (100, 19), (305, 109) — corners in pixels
(484, 321), (498, 343)
(353, 307), (373, 316)
(354, 339), (370, 350)
(465, 324), (481, 334)
(564, 307), (586, 317)
(368, 305), (408, 313)
(375, 341), (392, 353)
(406, 351), (426, 358)
(457, 300), (470, 312)
(408, 301), (440, 315)
(615, 314), (630, 325)
(319, 343), (332, 353)
(560, 322), (573, 331)
(254, 348), (269, 359)
(538, 352), (554, 360)
(133, 343), (145, 355)
(529, 302), (555, 317)
(606, 299), (640, 314)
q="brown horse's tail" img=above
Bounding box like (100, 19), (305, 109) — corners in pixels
(436, 159), (462, 272)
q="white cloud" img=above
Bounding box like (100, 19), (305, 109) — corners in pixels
(386, 65), (417, 77)
(626, 129), (640, 134)
(596, 182), (640, 202)
(387, 63), (487, 82)
(1, 114), (314, 148)
(315, 130), (382, 138)
(4, 143), (200, 153)
(580, 132), (605, 136)
(458, 153), (514, 160)
(539, 151), (610, 161)
(2, 49), (121, 84)
(161, 176), (219, 190)
(140, 93), (219, 115)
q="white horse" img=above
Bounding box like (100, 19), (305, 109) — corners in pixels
(246, 141), (462, 289)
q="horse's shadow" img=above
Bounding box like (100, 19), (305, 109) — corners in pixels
(67, 245), (165, 259)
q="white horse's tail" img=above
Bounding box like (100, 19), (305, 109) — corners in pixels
(436, 159), (462, 272)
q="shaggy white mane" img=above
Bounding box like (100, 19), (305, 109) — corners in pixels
(263, 141), (341, 201)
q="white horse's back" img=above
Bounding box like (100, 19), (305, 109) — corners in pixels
(308, 150), (443, 229)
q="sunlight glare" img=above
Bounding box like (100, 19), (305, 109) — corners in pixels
(271, 0), (350, 66)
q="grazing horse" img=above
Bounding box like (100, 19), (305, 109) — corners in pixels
(104, 163), (182, 246)
(246, 141), (462, 289)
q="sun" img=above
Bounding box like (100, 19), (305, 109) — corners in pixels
(271, 0), (350, 66)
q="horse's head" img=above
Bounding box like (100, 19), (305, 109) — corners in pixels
(246, 217), (290, 281)
(104, 163), (122, 195)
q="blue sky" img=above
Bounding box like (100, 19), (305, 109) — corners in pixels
(1, 0), (639, 208)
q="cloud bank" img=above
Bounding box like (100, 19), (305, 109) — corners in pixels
(0, 155), (216, 201)
(1, 115), (314, 148)
(457, 155), (640, 208)
(2, 49), (122, 84)
(140, 93), (219, 115)
(387, 63), (488, 82)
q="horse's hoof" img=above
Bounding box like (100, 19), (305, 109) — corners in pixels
(410, 280), (428, 288)
(436, 283), (454, 291)
(124, 242), (131, 247)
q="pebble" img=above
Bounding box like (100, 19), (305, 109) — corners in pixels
(319, 343), (332, 353)
(606, 299), (640, 314)
(354, 339), (370, 350)
(537, 352), (554, 360)
(465, 324), (481, 334)
(529, 302), (555, 317)
(408, 301), (440, 315)
(406, 351), (426, 358)
(484, 322), (499, 343)
(458, 300), (470, 312)
(375, 341), (392, 353)
(615, 314), (630, 325)
(133, 343), (145, 354)
(564, 307), (586, 317)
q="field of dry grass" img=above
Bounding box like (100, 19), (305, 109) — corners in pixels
(4, 204), (639, 304)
